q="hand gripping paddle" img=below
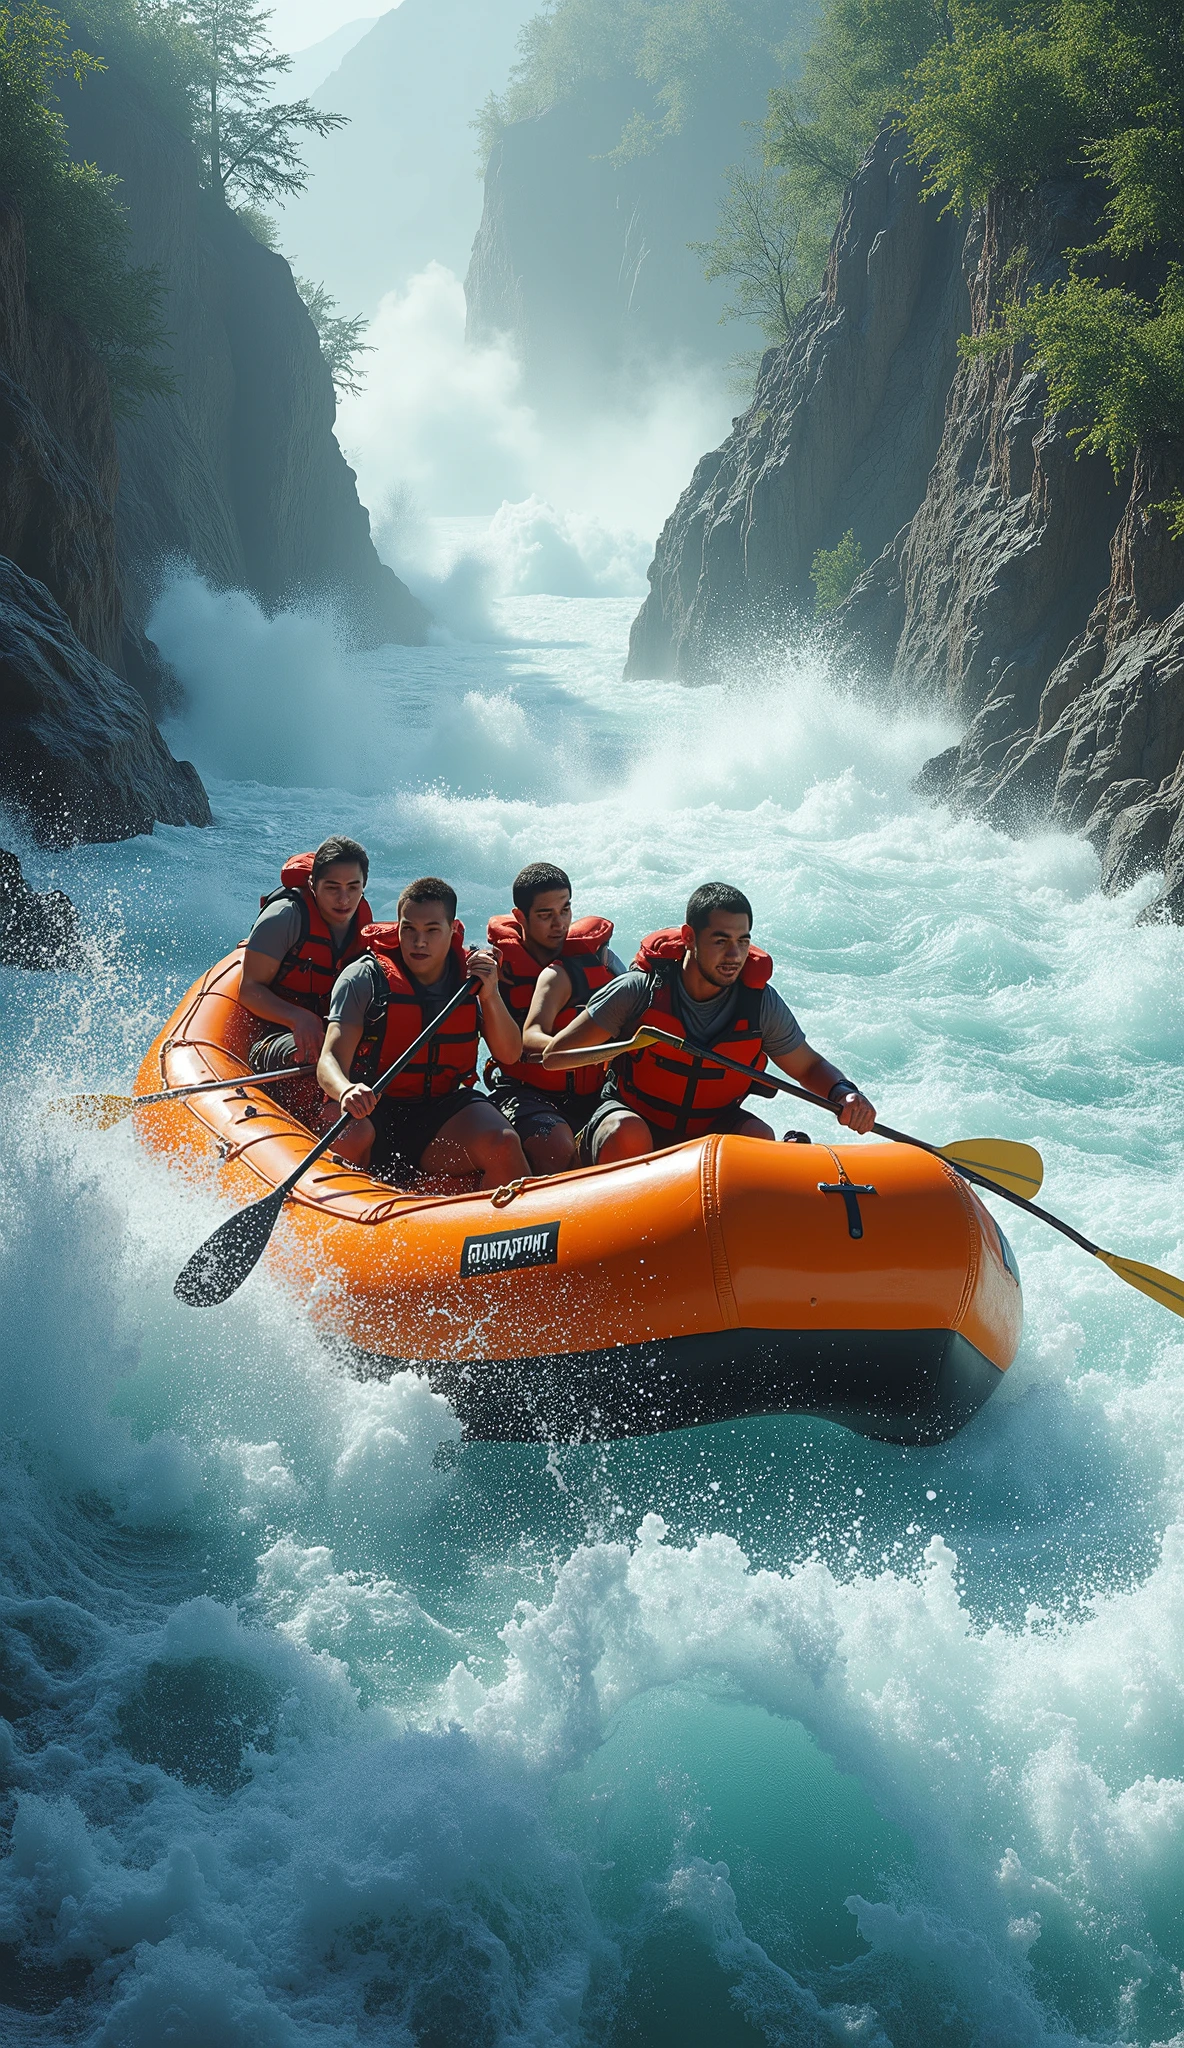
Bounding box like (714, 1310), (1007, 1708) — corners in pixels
(174, 976), (481, 1309)
(51, 1065), (314, 1131)
(549, 1027), (1184, 1320)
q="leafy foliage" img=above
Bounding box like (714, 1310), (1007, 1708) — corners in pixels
(964, 268), (1184, 472)
(0, 1), (170, 403)
(907, 0), (1184, 476)
(182, 0), (345, 204)
(477, 0), (804, 167)
(691, 159), (830, 342)
(294, 275), (371, 397)
(811, 527), (864, 611)
(67, 0), (204, 135)
(767, 0), (946, 211)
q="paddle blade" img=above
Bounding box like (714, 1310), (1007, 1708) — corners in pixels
(940, 1138), (1044, 1199)
(48, 1092), (134, 1131)
(1095, 1251), (1184, 1320)
(174, 1188), (286, 1307)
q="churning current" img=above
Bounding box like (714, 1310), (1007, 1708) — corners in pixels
(2, 578), (1184, 2048)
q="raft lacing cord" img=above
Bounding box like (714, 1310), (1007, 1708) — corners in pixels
(491, 1178), (530, 1207)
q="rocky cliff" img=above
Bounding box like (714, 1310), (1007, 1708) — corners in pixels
(466, 71), (766, 410)
(627, 125), (1184, 923)
(62, 61), (428, 651)
(0, 199), (209, 842)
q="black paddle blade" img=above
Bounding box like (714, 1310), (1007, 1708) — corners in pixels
(174, 1187), (286, 1307)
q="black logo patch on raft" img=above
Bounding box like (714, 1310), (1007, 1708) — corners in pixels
(460, 1221), (560, 1277)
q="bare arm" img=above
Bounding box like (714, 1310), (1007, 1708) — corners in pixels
(776, 1039), (876, 1134)
(468, 947), (522, 1066)
(317, 1019), (376, 1119)
(239, 946), (324, 1062)
(544, 1003), (614, 1059)
(522, 962), (575, 1061)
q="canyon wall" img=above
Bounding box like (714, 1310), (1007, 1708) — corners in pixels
(63, 62), (428, 653)
(0, 199), (209, 845)
(626, 126), (1184, 923)
(466, 71), (769, 410)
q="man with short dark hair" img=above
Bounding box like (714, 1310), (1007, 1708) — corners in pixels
(318, 877), (529, 1187)
(485, 862), (625, 1174)
(239, 838), (373, 1127)
(545, 880), (876, 1163)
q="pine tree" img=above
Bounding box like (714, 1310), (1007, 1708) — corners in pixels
(295, 276), (372, 397)
(184, 0), (346, 205)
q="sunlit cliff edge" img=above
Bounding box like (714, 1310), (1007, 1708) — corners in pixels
(626, 124), (1184, 926)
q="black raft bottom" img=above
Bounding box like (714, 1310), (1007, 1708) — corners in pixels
(352, 1327), (1006, 1447)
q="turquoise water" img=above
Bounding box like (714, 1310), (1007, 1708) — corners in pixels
(2, 580), (1184, 2045)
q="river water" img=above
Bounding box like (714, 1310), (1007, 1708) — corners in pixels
(3, 571), (1184, 2046)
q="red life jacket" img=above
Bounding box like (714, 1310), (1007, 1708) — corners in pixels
(352, 922), (480, 1100)
(254, 852), (373, 1018)
(613, 927), (774, 1138)
(486, 910), (617, 1099)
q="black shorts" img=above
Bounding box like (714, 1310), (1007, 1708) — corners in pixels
(488, 1080), (592, 1146)
(248, 1030), (323, 1126)
(579, 1093), (768, 1162)
(249, 1029), (298, 1071)
(369, 1090), (485, 1183)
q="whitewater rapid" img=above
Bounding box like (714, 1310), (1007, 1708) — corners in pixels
(2, 579), (1184, 2046)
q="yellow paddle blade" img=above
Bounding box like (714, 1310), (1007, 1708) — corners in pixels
(47, 1092), (134, 1131)
(939, 1138), (1044, 1199)
(1095, 1250), (1184, 1319)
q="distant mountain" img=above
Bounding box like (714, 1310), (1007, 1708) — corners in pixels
(278, 17), (377, 100)
(277, 0), (535, 315)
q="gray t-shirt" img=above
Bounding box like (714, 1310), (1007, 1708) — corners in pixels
(245, 896), (357, 966)
(584, 968), (805, 1064)
(329, 952), (464, 1034)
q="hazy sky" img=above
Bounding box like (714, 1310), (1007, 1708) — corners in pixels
(267, 0), (395, 54)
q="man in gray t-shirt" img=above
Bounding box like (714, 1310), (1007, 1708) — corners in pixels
(542, 881), (876, 1165)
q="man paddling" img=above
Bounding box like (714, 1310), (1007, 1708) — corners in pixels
(239, 836), (373, 1120)
(546, 882), (876, 1162)
(317, 877), (529, 1186)
(486, 861), (626, 1174)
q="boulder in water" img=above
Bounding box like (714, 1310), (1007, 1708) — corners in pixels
(0, 555), (210, 845)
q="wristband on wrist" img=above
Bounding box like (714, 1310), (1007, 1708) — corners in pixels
(827, 1078), (856, 1104)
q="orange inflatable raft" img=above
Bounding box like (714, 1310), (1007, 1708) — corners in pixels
(135, 951), (1024, 1445)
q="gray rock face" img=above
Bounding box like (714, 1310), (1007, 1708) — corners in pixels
(0, 846), (82, 968)
(466, 70), (770, 412)
(62, 62), (428, 647)
(629, 123), (1184, 920)
(0, 198), (124, 671)
(0, 201), (209, 841)
(624, 126), (969, 680)
(0, 557), (210, 845)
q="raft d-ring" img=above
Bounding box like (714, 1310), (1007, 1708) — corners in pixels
(491, 1177), (528, 1208)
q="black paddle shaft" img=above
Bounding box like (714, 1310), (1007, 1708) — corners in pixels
(642, 1028), (1103, 1254)
(270, 973), (481, 1202)
(174, 975), (481, 1306)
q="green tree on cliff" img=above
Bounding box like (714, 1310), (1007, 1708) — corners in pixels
(691, 158), (830, 344)
(294, 275), (371, 396)
(183, 0), (345, 204)
(0, 0), (169, 400)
